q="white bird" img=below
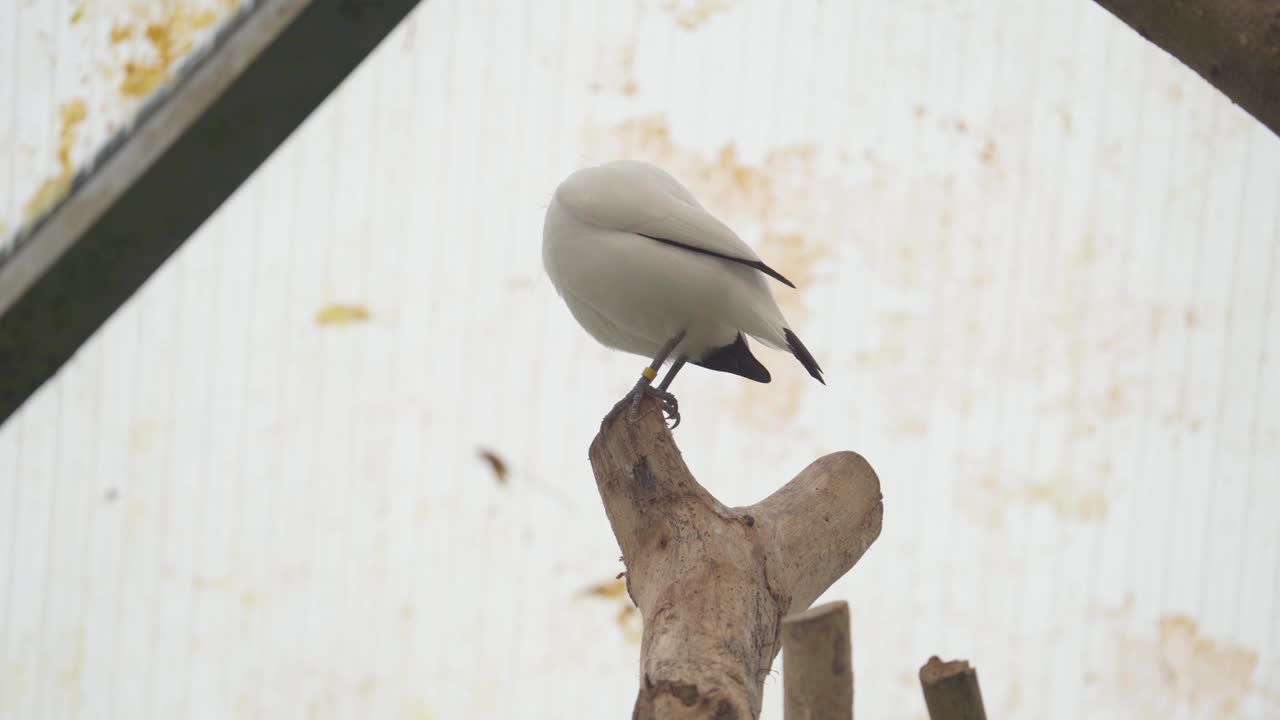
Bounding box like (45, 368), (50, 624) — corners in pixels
(542, 160), (824, 427)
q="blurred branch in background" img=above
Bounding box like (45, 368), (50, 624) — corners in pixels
(589, 396), (882, 719)
(1092, 0), (1280, 137)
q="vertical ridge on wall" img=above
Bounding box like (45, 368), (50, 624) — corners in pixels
(2, 2), (1279, 718)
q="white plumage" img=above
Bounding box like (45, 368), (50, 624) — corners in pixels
(542, 160), (823, 410)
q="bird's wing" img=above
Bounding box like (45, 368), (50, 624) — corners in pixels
(556, 162), (796, 288)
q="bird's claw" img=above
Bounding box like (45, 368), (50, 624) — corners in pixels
(627, 384), (681, 429)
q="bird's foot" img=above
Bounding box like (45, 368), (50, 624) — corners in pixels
(627, 382), (681, 429)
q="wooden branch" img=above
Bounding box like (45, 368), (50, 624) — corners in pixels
(1091, 0), (1280, 137)
(919, 656), (988, 720)
(782, 601), (853, 720)
(589, 397), (883, 720)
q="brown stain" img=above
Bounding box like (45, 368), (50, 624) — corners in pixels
(115, 1), (219, 98)
(1104, 384), (1129, 417)
(615, 605), (643, 642)
(1089, 604), (1260, 717)
(1023, 474), (1107, 523)
(1148, 305), (1207, 337)
(618, 46), (638, 96)
(70, 5), (85, 23)
(859, 168), (1156, 462)
(761, 231), (826, 297)
(477, 448), (509, 484)
(585, 115), (823, 429)
(581, 578), (627, 599)
(315, 304), (370, 326)
(581, 578), (642, 644)
(589, 45), (638, 96)
(662, 0), (734, 31)
(959, 466), (1108, 528)
(978, 138), (998, 166)
(1157, 616), (1258, 707)
(23, 99), (89, 222)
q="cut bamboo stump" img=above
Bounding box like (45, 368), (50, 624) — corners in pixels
(589, 396), (883, 720)
(782, 601), (853, 720)
(919, 656), (988, 720)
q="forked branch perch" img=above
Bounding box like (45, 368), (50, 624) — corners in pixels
(589, 397), (883, 719)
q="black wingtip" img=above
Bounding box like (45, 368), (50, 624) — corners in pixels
(752, 261), (796, 288)
(784, 328), (824, 384)
(693, 334), (771, 383)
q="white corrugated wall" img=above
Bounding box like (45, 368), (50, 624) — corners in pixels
(1, 1), (1278, 718)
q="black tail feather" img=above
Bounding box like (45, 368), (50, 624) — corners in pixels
(784, 328), (825, 384)
(694, 334), (771, 383)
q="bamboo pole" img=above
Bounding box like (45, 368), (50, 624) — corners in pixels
(782, 601), (853, 720)
(919, 656), (988, 720)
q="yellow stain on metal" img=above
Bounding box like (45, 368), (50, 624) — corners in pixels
(315, 304), (371, 326)
(23, 99), (89, 222)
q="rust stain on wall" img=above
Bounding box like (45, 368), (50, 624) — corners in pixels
(958, 465), (1108, 528)
(581, 578), (627, 599)
(1103, 384), (1130, 417)
(580, 578), (642, 644)
(589, 45), (638, 96)
(1088, 605), (1261, 717)
(23, 99), (89, 222)
(316, 304), (371, 326)
(662, 0), (734, 31)
(1156, 615), (1258, 705)
(978, 138), (998, 166)
(113, 1), (220, 98)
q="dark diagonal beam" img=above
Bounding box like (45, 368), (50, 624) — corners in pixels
(0, 0), (426, 426)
